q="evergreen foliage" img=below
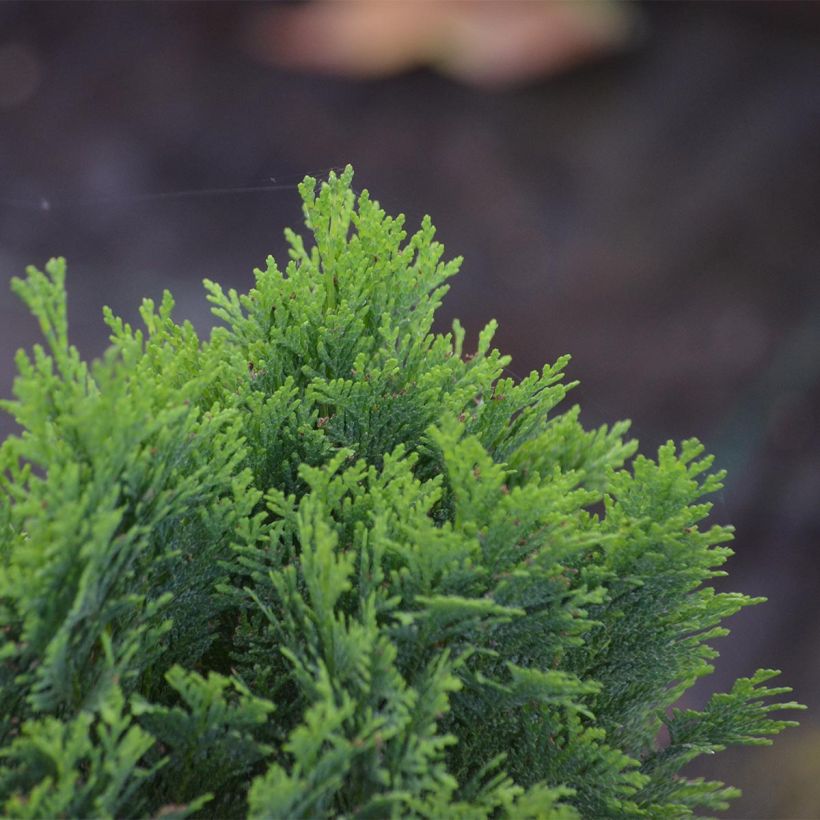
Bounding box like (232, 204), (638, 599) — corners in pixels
(0, 167), (802, 818)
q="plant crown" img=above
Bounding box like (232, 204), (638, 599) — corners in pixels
(0, 167), (802, 819)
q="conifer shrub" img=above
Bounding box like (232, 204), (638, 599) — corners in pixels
(0, 167), (803, 818)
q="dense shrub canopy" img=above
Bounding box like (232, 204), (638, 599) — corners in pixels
(0, 167), (801, 818)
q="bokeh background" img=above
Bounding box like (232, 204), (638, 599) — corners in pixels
(1, 2), (819, 816)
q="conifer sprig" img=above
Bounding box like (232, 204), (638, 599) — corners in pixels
(0, 166), (802, 818)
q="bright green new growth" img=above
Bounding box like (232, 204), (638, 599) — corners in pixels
(0, 167), (802, 818)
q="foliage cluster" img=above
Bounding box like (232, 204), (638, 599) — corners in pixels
(0, 167), (801, 818)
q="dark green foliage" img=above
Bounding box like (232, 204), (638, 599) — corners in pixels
(0, 167), (802, 818)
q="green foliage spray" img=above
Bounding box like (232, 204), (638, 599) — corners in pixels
(0, 168), (802, 818)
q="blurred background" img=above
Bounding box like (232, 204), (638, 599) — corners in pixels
(1, 2), (819, 815)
